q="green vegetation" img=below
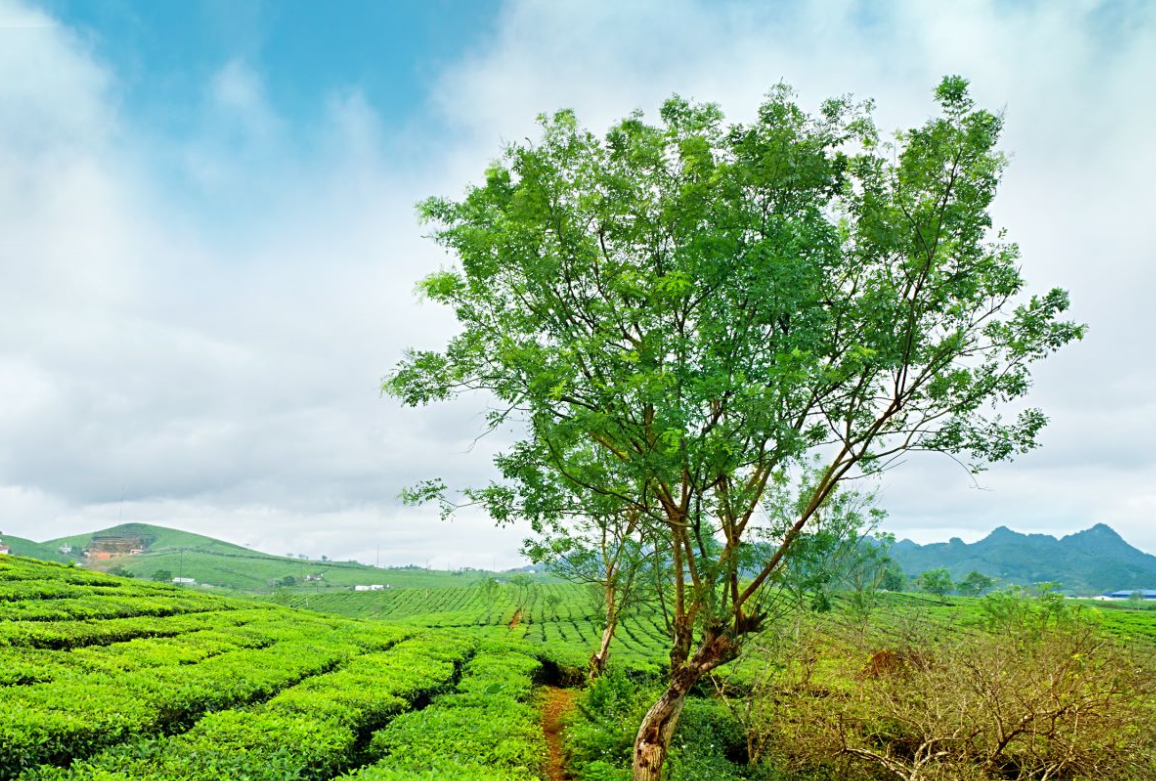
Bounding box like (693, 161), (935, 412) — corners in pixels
(914, 567), (954, 603)
(280, 580), (672, 673)
(4, 551), (1156, 781)
(15, 522), (538, 592)
(386, 75), (1084, 778)
(0, 534), (71, 563)
(345, 639), (546, 780)
(0, 554), (560, 781)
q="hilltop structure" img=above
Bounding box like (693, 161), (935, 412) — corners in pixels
(84, 534), (147, 561)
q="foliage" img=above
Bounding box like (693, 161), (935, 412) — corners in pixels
(27, 634), (474, 781)
(345, 641), (546, 780)
(384, 76), (1084, 777)
(879, 564), (907, 593)
(914, 568), (953, 603)
(765, 471), (891, 620)
(565, 667), (750, 780)
(954, 570), (995, 597)
(284, 580), (672, 673)
(0, 556), (419, 780)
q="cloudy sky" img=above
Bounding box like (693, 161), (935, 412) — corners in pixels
(1, 0), (1154, 567)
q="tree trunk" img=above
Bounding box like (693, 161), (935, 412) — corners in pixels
(589, 619), (616, 677)
(631, 665), (698, 780)
(590, 582), (617, 678)
(631, 630), (739, 780)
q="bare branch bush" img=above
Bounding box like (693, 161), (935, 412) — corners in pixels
(739, 600), (1156, 780)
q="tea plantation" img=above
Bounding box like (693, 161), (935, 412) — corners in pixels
(0, 556), (547, 781)
(282, 583), (673, 672)
(6, 554), (1156, 781)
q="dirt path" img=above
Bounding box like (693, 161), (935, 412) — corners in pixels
(540, 685), (578, 781)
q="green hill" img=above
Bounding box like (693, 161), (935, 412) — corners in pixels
(16, 522), (522, 592)
(889, 523), (1156, 595)
(46, 522), (275, 559)
(0, 533), (71, 563)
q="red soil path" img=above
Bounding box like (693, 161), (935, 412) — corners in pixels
(540, 685), (578, 781)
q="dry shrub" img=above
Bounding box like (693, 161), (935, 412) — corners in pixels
(746, 602), (1156, 781)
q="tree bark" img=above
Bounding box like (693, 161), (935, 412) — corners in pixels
(631, 630), (739, 780)
(590, 618), (616, 677)
(590, 581), (617, 678)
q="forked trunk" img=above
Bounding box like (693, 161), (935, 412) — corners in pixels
(631, 630), (739, 780)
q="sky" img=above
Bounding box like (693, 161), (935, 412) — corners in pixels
(1, 0), (1154, 568)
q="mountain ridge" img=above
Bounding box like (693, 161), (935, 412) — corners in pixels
(889, 523), (1156, 594)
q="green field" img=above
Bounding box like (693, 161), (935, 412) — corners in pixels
(5, 553), (1156, 781)
(281, 581), (673, 672)
(0, 555), (548, 781)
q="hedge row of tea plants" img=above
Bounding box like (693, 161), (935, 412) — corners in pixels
(0, 593), (233, 622)
(0, 553), (427, 779)
(0, 621), (289, 686)
(0, 631), (396, 778)
(19, 632), (475, 781)
(344, 638), (547, 780)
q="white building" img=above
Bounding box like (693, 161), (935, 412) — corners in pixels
(172, 577), (196, 585)
(353, 584), (389, 591)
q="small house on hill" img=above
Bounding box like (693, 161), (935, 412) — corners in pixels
(1103, 589), (1156, 600)
(0, 541), (9, 556)
(84, 534), (147, 560)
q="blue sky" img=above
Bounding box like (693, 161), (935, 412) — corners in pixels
(37, 0), (502, 133)
(1, 0), (1155, 567)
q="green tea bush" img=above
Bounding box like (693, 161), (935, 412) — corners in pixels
(347, 641), (546, 780)
(17, 633), (469, 781)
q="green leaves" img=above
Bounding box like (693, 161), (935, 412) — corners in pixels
(387, 77), (1084, 669)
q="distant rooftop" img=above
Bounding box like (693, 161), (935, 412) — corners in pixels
(1104, 589), (1156, 599)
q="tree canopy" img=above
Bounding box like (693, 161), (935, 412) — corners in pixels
(386, 75), (1084, 780)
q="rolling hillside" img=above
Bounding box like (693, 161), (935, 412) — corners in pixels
(0, 533), (71, 563)
(15, 523), (530, 592)
(890, 523), (1156, 594)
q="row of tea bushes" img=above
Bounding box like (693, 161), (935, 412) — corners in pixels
(19, 632), (474, 781)
(0, 631), (393, 779)
(0, 594), (231, 622)
(345, 638), (547, 780)
(0, 605), (270, 650)
(0, 622), (283, 686)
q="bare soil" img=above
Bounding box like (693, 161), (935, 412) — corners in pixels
(540, 685), (579, 781)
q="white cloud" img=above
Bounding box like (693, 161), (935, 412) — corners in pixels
(1, 0), (1154, 565)
(425, 0), (1156, 554)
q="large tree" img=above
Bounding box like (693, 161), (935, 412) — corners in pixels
(386, 77), (1083, 780)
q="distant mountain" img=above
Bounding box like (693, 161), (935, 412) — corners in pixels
(889, 523), (1156, 595)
